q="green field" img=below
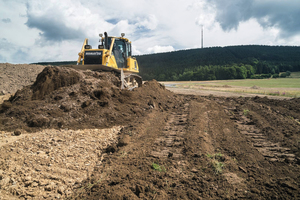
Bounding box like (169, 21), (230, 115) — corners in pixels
(212, 78), (300, 88)
(163, 75), (300, 98)
(289, 71), (300, 78)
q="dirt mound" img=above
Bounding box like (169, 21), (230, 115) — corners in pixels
(0, 66), (177, 132)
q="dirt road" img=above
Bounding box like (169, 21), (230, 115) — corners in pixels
(0, 64), (299, 199)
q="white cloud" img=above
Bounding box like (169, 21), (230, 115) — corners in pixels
(135, 14), (158, 31)
(192, 1), (216, 29)
(146, 45), (175, 54)
(0, 0), (300, 63)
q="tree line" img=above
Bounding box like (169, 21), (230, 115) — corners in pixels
(136, 45), (300, 81)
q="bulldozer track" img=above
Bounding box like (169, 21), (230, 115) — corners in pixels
(228, 108), (296, 163)
(150, 103), (189, 158)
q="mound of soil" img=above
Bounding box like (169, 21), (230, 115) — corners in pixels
(0, 66), (177, 132)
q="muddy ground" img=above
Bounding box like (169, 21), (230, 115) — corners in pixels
(0, 64), (299, 199)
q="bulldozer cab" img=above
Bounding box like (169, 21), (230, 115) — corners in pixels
(108, 37), (132, 69)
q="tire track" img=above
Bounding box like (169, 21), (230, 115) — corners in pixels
(150, 103), (189, 158)
(228, 108), (296, 162)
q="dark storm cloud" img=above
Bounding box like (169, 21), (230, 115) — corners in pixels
(25, 12), (85, 42)
(212, 0), (300, 38)
(2, 18), (11, 23)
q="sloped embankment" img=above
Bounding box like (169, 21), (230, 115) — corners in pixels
(0, 66), (178, 132)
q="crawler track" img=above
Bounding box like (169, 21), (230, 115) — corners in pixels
(150, 103), (189, 158)
(234, 114), (296, 162)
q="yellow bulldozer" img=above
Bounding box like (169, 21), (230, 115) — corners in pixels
(67, 32), (142, 90)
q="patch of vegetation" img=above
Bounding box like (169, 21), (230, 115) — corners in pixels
(290, 71), (300, 78)
(152, 162), (166, 172)
(212, 78), (300, 88)
(166, 78), (300, 98)
(206, 153), (225, 174)
(288, 116), (300, 125)
(268, 91), (281, 96)
(243, 109), (250, 116)
(206, 153), (214, 159)
(211, 160), (225, 174)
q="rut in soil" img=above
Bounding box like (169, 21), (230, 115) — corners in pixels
(228, 107), (296, 163)
(150, 103), (189, 158)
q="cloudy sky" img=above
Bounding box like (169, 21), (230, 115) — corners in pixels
(1, 0), (300, 64)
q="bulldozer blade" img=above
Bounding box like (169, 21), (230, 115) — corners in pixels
(61, 65), (142, 90)
(62, 64), (121, 74)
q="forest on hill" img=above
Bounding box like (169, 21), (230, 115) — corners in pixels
(135, 45), (300, 81)
(34, 45), (300, 81)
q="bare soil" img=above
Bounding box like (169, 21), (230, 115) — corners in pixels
(0, 64), (299, 199)
(0, 63), (45, 95)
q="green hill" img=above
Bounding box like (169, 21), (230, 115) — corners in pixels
(135, 45), (300, 81)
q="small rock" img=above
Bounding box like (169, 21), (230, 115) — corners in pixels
(24, 181), (33, 187)
(26, 191), (35, 197)
(39, 180), (48, 186)
(0, 177), (10, 187)
(24, 176), (32, 182)
(32, 182), (38, 187)
(45, 182), (56, 191)
(58, 186), (65, 195)
(238, 166), (247, 173)
(117, 135), (130, 147)
(191, 168), (198, 173)
(13, 129), (22, 136)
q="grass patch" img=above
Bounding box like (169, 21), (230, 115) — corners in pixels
(243, 109), (250, 116)
(290, 71), (300, 78)
(152, 162), (166, 172)
(162, 78), (300, 98)
(206, 153), (225, 174)
(288, 116), (300, 125)
(213, 78), (300, 88)
(211, 160), (225, 174)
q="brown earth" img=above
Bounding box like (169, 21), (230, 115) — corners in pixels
(0, 63), (45, 95)
(0, 64), (299, 199)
